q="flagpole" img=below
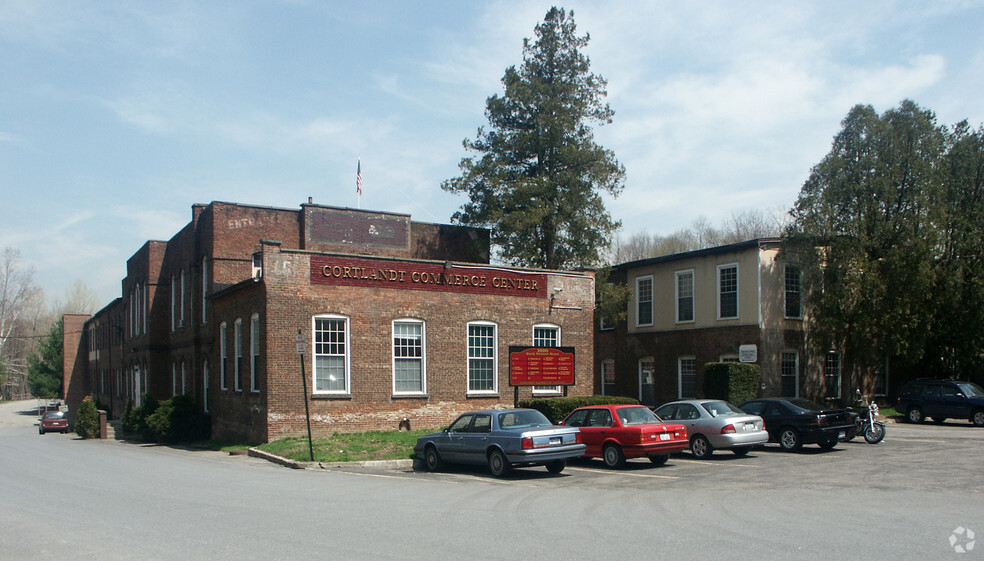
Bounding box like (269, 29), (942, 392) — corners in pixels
(356, 158), (362, 209)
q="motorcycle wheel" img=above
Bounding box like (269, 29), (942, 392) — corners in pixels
(864, 422), (885, 444)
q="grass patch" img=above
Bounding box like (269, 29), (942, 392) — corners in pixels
(255, 428), (439, 463)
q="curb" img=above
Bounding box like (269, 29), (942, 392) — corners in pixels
(247, 448), (416, 471)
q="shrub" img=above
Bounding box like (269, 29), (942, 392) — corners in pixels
(144, 394), (210, 443)
(519, 395), (639, 423)
(75, 395), (100, 439)
(704, 362), (761, 406)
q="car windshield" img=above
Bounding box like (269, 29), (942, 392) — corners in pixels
(957, 383), (984, 398)
(616, 406), (659, 425)
(498, 410), (552, 429)
(786, 398), (823, 412)
(700, 401), (744, 417)
(43, 412), (65, 420)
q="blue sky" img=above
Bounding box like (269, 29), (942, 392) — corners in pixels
(2, 1), (983, 306)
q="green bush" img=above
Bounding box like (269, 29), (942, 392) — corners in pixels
(75, 395), (100, 439)
(704, 362), (761, 406)
(120, 394), (161, 440)
(519, 395), (640, 423)
(144, 394), (210, 443)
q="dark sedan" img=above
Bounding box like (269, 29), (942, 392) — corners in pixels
(414, 409), (585, 477)
(740, 398), (854, 451)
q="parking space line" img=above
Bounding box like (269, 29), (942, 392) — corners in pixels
(565, 466), (679, 479)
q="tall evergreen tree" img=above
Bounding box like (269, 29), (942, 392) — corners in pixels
(27, 318), (63, 399)
(442, 7), (625, 270)
(785, 101), (945, 385)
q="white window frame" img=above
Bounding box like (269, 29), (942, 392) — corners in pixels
(392, 319), (426, 395)
(635, 275), (654, 327)
(678, 356), (697, 399)
(784, 264), (803, 319)
(825, 351), (841, 399)
(312, 314), (350, 395)
(717, 263), (739, 320)
(532, 324), (562, 395)
(467, 321), (498, 395)
(172, 363), (179, 396)
(675, 269), (695, 324)
(719, 354), (740, 363)
(219, 322), (228, 390)
(638, 357), (655, 406)
(234, 318), (243, 392)
(250, 313), (260, 393)
(202, 359), (210, 413)
(180, 269), (186, 328)
(202, 257), (208, 324)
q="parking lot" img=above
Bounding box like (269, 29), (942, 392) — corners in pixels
(327, 420), (984, 494)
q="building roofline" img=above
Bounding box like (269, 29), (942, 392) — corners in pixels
(610, 237), (781, 270)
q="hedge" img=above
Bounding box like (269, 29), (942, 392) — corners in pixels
(703, 362), (761, 406)
(519, 395), (640, 424)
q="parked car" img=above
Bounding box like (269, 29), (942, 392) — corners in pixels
(896, 379), (984, 426)
(559, 404), (687, 468)
(653, 399), (768, 458)
(414, 409), (585, 477)
(39, 411), (70, 434)
(739, 398), (853, 451)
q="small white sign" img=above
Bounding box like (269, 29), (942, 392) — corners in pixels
(739, 344), (757, 363)
(295, 334), (305, 355)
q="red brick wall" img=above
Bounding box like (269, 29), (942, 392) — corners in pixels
(62, 314), (90, 415)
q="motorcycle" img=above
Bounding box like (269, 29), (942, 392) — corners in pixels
(850, 389), (886, 444)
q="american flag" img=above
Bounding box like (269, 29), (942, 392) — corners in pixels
(356, 159), (362, 196)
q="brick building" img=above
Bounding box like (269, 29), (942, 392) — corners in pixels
(594, 239), (875, 407)
(66, 201), (596, 442)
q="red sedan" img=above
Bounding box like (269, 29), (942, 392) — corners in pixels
(560, 404), (687, 468)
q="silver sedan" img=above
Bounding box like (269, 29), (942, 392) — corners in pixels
(653, 400), (768, 459)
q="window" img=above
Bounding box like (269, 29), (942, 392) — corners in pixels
(639, 358), (655, 407)
(180, 269), (186, 327)
(393, 320), (425, 394)
(781, 351), (798, 397)
(219, 322), (227, 390)
(636, 276), (653, 326)
(720, 354), (739, 363)
(467, 322), (497, 393)
(171, 275), (177, 331)
(675, 270), (694, 323)
(181, 361), (187, 395)
(252, 252), (263, 279)
(679, 357), (696, 399)
(314, 316), (349, 393)
(202, 359), (210, 413)
(785, 265), (802, 318)
(718, 264), (738, 319)
(250, 314), (260, 393)
(201, 257), (208, 324)
(532, 324), (561, 394)
(825, 352), (841, 399)
(172, 363), (178, 396)
(601, 360), (615, 396)
(234, 318), (243, 392)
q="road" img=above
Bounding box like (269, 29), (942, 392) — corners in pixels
(1, 399), (982, 560)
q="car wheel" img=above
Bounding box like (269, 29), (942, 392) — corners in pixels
(602, 443), (626, 469)
(972, 410), (984, 427)
(818, 437), (837, 450)
(907, 406), (924, 423)
(648, 453), (670, 466)
(779, 427), (802, 451)
(423, 445), (444, 471)
(690, 435), (713, 459)
(545, 460), (566, 474)
(732, 446), (750, 457)
(487, 449), (511, 477)
(932, 417), (946, 424)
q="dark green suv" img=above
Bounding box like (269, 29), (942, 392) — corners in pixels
(895, 379), (984, 426)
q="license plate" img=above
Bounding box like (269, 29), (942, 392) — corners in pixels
(549, 437), (561, 445)
(659, 433), (671, 441)
(744, 423), (756, 431)
(838, 431), (846, 438)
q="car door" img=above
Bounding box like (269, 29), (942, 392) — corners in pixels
(674, 403), (704, 436)
(580, 408), (614, 457)
(940, 384), (971, 419)
(920, 384), (944, 418)
(443, 414), (475, 463)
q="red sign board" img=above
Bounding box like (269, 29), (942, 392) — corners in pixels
(509, 346), (575, 386)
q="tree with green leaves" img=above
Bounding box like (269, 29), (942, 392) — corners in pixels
(27, 318), (63, 399)
(442, 7), (625, 270)
(785, 99), (984, 387)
